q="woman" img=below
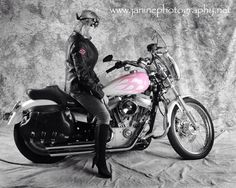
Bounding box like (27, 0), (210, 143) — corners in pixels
(64, 10), (111, 178)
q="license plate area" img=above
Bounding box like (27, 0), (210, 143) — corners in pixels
(2, 101), (21, 121)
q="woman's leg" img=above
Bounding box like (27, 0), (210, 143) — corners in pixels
(71, 93), (111, 178)
(72, 92), (110, 124)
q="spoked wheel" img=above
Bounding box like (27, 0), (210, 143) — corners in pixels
(167, 97), (214, 159)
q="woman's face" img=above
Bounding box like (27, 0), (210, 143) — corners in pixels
(75, 18), (98, 40)
(83, 24), (91, 38)
(83, 23), (97, 40)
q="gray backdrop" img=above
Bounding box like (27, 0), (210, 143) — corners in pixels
(0, 0), (236, 131)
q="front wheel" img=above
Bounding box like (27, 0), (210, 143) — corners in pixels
(167, 97), (214, 159)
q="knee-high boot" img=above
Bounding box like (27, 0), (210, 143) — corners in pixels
(92, 124), (111, 178)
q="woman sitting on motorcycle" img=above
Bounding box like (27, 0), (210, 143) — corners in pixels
(64, 10), (111, 178)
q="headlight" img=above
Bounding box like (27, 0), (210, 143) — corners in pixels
(153, 54), (180, 81)
(155, 62), (169, 79)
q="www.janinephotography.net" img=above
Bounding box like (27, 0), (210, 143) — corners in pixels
(0, 0), (236, 187)
(110, 4), (231, 17)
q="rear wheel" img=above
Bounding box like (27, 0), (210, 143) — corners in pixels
(14, 123), (65, 163)
(167, 97), (214, 159)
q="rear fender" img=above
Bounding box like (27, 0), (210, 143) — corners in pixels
(8, 99), (57, 126)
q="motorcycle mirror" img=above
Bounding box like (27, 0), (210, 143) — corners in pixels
(152, 30), (158, 44)
(103, 55), (113, 62)
(147, 43), (157, 52)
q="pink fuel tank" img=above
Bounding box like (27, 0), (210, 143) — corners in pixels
(103, 71), (150, 96)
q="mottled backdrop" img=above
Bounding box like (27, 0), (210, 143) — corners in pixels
(0, 0), (235, 130)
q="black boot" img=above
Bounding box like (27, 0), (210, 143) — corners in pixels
(92, 124), (111, 178)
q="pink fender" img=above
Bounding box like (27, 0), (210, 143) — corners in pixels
(103, 71), (150, 96)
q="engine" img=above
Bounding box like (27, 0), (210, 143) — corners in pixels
(112, 94), (152, 126)
(107, 94), (152, 148)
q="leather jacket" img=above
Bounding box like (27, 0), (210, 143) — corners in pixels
(65, 31), (104, 99)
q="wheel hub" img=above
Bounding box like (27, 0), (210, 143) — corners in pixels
(176, 119), (197, 142)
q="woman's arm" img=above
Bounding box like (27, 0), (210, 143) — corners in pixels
(70, 42), (104, 99)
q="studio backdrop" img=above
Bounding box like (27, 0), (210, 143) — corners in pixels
(0, 0), (235, 130)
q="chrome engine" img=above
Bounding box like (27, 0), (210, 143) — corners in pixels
(107, 94), (152, 148)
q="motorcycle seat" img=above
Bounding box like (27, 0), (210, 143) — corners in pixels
(27, 85), (86, 112)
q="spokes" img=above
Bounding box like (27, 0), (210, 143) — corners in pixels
(174, 103), (210, 154)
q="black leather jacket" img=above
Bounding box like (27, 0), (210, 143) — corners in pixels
(65, 31), (104, 99)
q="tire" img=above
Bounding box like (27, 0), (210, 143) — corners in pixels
(14, 123), (65, 163)
(167, 97), (214, 159)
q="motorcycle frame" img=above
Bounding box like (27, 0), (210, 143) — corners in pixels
(142, 75), (194, 140)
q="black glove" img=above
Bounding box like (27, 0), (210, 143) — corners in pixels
(137, 57), (151, 67)
(91, 84), (104, 99)
(97, 83), (104, 89)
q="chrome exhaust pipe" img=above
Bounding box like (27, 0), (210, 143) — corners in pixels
(49, 138), (140, 157)
(50, 150), (94, 157)
(47, 142), (95, 157)
(46, 143), (95, 150)
(48, 144), (95, 157)
(48, 127), (145, 157)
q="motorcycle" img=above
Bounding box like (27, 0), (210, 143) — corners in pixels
(3, 30), (214, 163)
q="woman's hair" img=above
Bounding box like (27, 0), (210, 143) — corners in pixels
(76, 10), (100, 27)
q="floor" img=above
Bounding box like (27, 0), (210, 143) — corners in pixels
(0, 124), (235, 188)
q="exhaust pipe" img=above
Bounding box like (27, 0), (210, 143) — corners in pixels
(46, 143), (95, 150)
(46, 142), (95, 157)
(50, 150), (94, 157)
(47, 127), (144, 157)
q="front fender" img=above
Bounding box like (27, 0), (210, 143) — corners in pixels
(167, 96), (191, 127)
(7, 99), (57, 126)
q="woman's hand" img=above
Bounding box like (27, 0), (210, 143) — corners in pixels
(102, 94), (109, 105)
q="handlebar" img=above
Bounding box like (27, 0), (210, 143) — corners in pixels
(106, 65), (117, 73)
(105, 53), (165, 74)
(105, 60), (138, 73)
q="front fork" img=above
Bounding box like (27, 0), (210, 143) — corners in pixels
(142, 80), (197, 140)
(170, 85), (197, 130)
